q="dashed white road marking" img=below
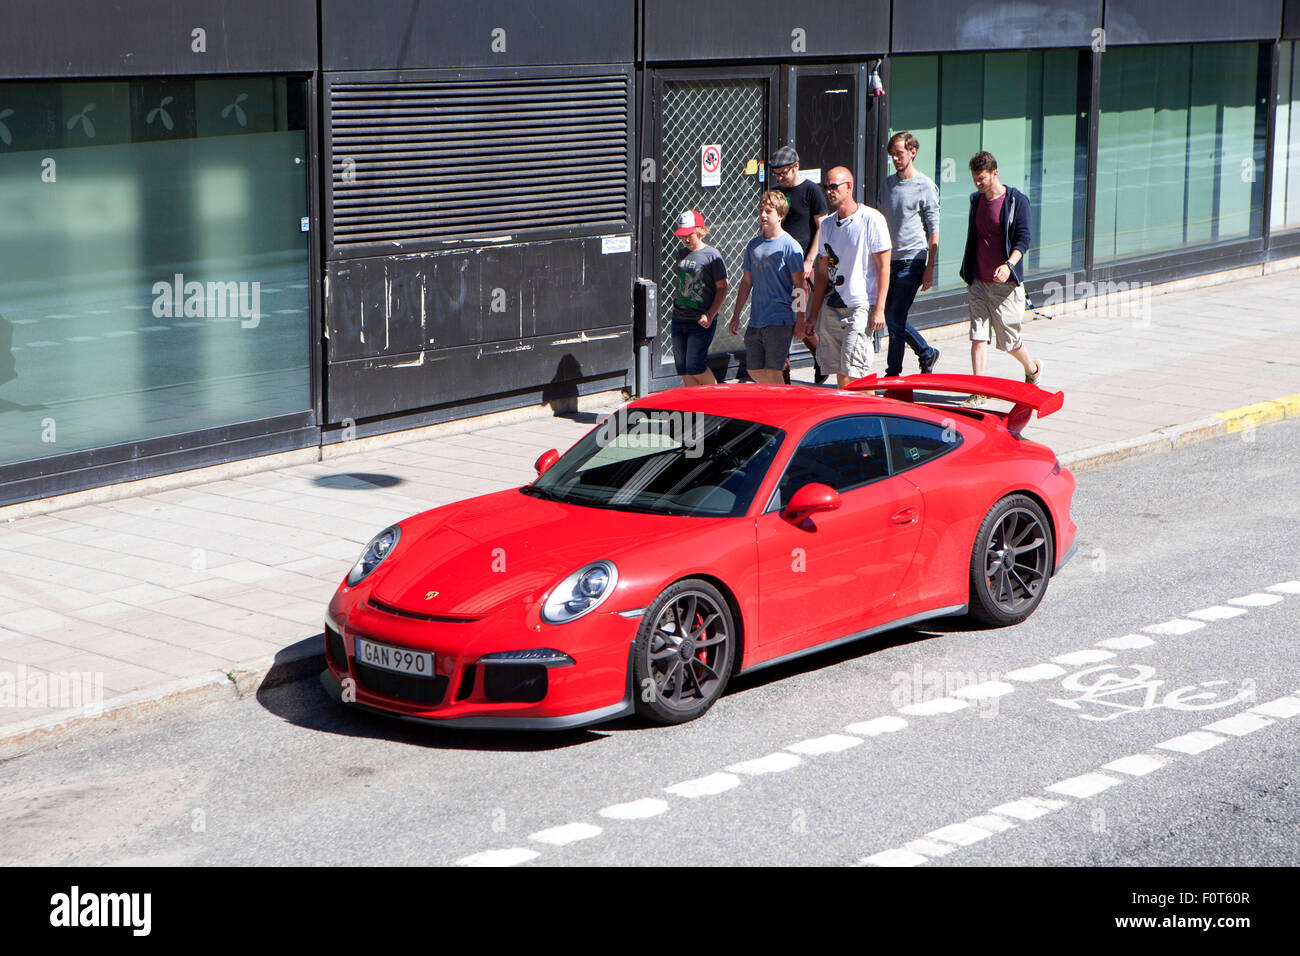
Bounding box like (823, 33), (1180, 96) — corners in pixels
(898, 697), (969, 716)
(1266, 580), (1300, 594)
(862, 848), (928, 867)
(1186, 605), (1248, 621)
(1005, 663), (1066, 682)
(456, 847), (539, 867)
(786, 733), (863, 755)
(953, 680), (1015, 699)
(968, 814), (1016, 834)
(1046, 772), (1123, 798)
(1097, 634), (1156, 650)
(1228, 593), (1283, 607)
(1051, 649), (1115, 666)
(727, 752), (802, 775)
(927, 822), (995, 846)
(1155, 731), (1226, 755)
(1249, 696), (1300, 719)
(529, 822), (602, 846)
(665, 773), (741, 798)
(990, 797), (1067, 820)
(1142, 619), (1206, 635)
(904, 837), (957, 857)
(1201, 714), (1274, 737)
(599, 798), (669, 820)
(844, 716), (908, 736)
(1102, 754), (1167, 776)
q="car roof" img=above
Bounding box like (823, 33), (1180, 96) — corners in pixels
(629, 383), (966, 433)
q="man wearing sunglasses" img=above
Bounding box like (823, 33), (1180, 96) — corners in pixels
(804, 167), (892, 389)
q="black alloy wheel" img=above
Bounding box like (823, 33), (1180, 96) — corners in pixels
(633, 579), (735, 724)
(968, 494), (1054, 626)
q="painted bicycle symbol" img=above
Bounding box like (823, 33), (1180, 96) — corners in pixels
(1049, 664), (1254, 722)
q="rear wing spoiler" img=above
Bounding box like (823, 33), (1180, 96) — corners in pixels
(845, 373), (1064, 433)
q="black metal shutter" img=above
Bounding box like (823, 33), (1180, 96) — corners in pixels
(327, 68), (632, 251)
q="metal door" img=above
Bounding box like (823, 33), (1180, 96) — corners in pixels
(651, 70), (776, 385)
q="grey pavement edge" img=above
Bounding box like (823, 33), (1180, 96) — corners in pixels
(2, 262), (1299, 759)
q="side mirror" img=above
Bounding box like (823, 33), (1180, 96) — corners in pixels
(781, 483), (841, 523)
(534, 449), (560, 476)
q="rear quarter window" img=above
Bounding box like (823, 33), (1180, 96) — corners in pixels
(885, 416), (962, 472)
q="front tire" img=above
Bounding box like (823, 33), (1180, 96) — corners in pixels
(632, 579), (735, 724)
(968, 494), (1053, 626)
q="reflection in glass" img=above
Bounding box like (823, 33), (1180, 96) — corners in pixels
(0, 76), (311, 467)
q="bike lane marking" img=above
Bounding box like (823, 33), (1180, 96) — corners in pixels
(1097, 634), (1155, 650)
(529, 822), (603, 846)
(1046, 772), (1123, 798)
(1141, 619), (1205, 635)
(1101, 754), (1166, 776)
(456, 847), (541, 867)
(1155, 730), (1227, 754)
(450, 580), (1296, 866)
(859, 691), (1300, 866)
(1228, 592), (1284, 606)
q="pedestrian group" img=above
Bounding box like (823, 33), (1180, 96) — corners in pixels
(670, 136), (1043, 400)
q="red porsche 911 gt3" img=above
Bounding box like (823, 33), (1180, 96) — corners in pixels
(322, 373), (1076, 729)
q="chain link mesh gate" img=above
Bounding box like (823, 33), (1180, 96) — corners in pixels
(657, 78), (769, 379)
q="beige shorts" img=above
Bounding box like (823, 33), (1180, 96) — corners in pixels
(968, 279), (1025, 351)
(817, 305), (874, 378)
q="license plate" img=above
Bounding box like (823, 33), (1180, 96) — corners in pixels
(356, 638), (435, 677)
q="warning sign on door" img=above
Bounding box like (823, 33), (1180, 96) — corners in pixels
(700, 144), (721, 187)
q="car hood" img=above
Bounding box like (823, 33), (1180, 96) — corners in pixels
(368, 488), (726, 617)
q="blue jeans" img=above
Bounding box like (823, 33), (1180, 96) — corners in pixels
(884, 252), (932, 377)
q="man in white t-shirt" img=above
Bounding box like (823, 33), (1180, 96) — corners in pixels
(804, 166), (892, 389)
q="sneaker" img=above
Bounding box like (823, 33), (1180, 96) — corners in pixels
(919, 347), (940, 375)
(1025, 359), (1043, 385)
(962, 393), (987, 408)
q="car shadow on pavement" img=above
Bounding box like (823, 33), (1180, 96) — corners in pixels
(255, 668), (644, 752)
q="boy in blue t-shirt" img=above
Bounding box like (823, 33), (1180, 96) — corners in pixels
(728, 191), (807, 384)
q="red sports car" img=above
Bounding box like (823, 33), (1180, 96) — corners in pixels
(322, 374), (1076, 729)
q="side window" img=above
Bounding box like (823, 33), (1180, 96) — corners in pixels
(773, 416), (889, 509)
(885, 416), (961, 472)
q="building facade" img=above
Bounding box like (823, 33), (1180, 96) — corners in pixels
(1, 0), (1298, 505)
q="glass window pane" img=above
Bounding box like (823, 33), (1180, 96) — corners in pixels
(1273, 41), (1300, 231)
(0, 76), (311, 468)
(1095, 42), (1265, 263)
(887, 50), (1085, 292)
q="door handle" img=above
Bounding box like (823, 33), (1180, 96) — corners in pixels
(890, 507), (918, 525)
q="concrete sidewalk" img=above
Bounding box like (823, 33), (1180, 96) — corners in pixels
(3, 265), (1299, 756)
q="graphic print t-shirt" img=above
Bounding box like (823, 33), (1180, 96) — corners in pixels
(672, 245), (727, 321)
(815, 205), (892, 310)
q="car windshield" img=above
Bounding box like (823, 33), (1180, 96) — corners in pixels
(524, 409), (784, 517)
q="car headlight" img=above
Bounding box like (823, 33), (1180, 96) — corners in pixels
(346, 525), (402, 586)
(541, 561), (618, 624)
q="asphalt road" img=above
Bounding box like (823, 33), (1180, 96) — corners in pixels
(2, 418), (1297, 868)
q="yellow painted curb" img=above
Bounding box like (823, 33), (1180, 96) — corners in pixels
(1215, 394), (1300, 433)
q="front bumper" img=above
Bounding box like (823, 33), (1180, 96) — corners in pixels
(323, 588), (638, 729)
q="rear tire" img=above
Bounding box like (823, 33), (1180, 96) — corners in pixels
(968, 494), (1053, 626)
(632, 579), (735, 724)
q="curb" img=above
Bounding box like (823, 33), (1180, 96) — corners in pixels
(1060, 394), (1300, 472)
(0, 637), (324, 762)
(3, 392), (1298, 760)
